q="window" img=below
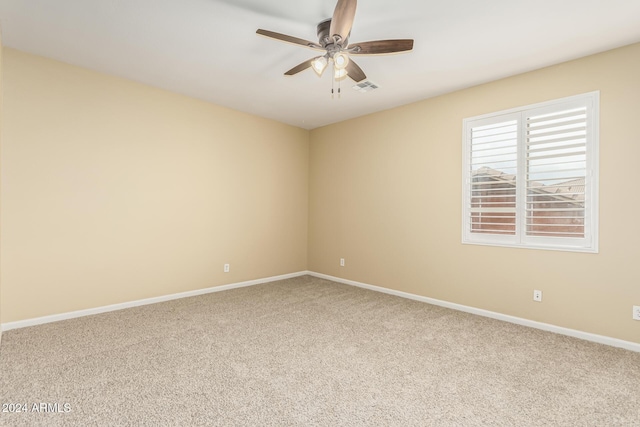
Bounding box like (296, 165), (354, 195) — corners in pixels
(462, 92), (599, 252)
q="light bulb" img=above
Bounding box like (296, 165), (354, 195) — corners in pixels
(333, 52), (349, 70)
(311, 56), (328, 76)
(334, 68), (348, 80)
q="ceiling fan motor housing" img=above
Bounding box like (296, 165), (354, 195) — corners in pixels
(317, 19), (348, 48)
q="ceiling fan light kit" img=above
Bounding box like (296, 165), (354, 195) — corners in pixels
(333, 52), (349, 70)
(256, 0), (414, 87)
(334, 68), (348, 81)
(311, 56), (329, 76)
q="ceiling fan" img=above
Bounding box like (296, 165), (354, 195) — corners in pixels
(256, 0), (414, 83)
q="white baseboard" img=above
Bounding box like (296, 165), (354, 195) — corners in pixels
(5, 270), (638, 353)
(1, 271), (308, 332)
(308, 271), (640, 353)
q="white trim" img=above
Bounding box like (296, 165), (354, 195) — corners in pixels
(4, 270), (637, 353)
(1, 271), (309, 331)
(308, 271), (640, 353)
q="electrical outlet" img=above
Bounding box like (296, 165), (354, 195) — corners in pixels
(633, 306), (640, 321)
(224, 264), (230, 273)
(533, 290), (542, 302)
(340, 258), (345, 267)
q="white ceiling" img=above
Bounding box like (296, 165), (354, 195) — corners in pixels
(1, 0), (639, 130)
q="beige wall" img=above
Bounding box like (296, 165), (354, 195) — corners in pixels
(309, 42), (640, 344)
(1, 48), (309, 323)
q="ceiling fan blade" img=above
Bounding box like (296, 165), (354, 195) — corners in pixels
(256, 29), (323, 50)
(346, 59), (366, 82)
(284, 58), (317, 76)
(349, 39), (414, 55)
(329, 0), (357, 44)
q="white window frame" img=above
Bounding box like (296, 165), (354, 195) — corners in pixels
(462, 92), (599, 253)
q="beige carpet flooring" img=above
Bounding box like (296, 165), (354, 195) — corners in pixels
(1, 275), (639, 426)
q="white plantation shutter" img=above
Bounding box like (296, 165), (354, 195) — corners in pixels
(463, 92), (599, 252)
(525, 106), (587, 239)
(468, 117), (518, 238)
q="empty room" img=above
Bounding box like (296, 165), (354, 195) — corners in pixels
(1, 0), (639, 425)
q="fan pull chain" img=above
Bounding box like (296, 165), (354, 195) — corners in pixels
(330, 77), (342, 99)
